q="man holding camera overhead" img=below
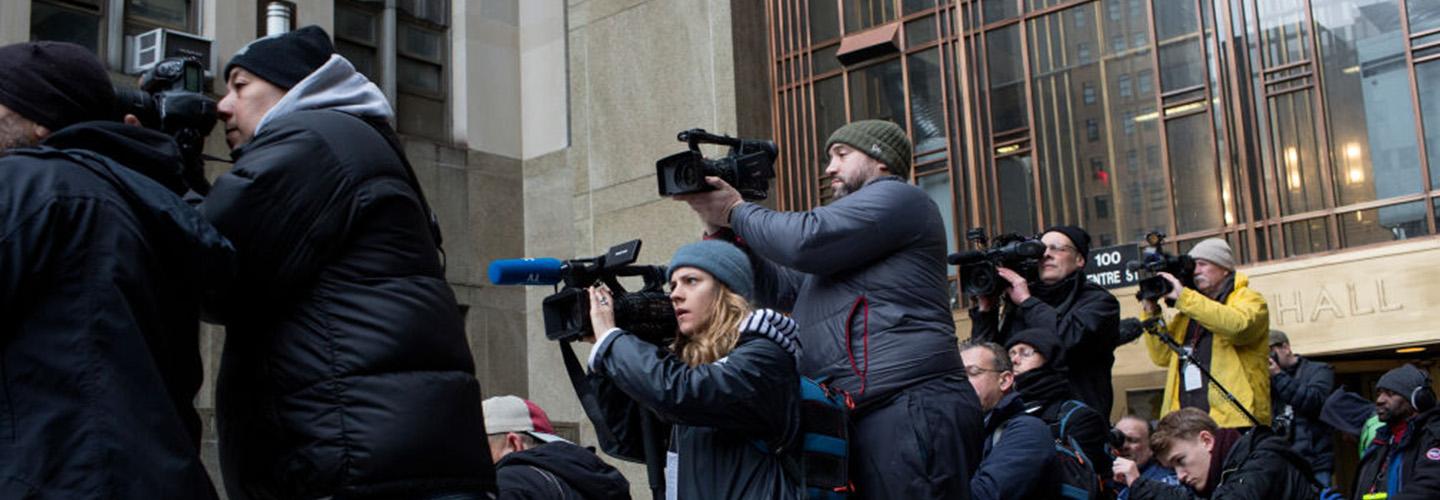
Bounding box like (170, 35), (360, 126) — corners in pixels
(0, 41), (229, 498)
(1141, 238), (1271, 429)
(968, 226), (1121, 414)
(677, 120), (984, 499)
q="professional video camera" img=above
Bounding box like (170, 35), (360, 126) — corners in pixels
(488, 240), (677, 344)
(948, 228), (1045, 297)
(1126, 231), (1195, 303)
(113, 57), (218, 195)
(655, 128), (777, 201)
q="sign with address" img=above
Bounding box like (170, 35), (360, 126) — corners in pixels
(1084, 244), (1142, 289)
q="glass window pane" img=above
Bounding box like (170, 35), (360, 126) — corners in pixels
(1168, 113), (1224, 233)
(1408, 0), (1440, 35)
(815, 76), (847, 158)
(907, 16), (938, 47)
(1416, 61), (1440, 189)
(1158, 38), (1206, 91)
(1312, 0), (1422, 207)
(1029, 3), (1112, 231)
(811, 0), (840, 43)
(398, 57), (443, 95)
(1282, 217), (1330, 256)
(336, 5), (378, 44)
(849, 58), (905, 123)
(903, 0), (933, 16)
(813, 44), (841, 75)
(396, 92), (445, 139)
(984, 0), (1019, 24)
(910, 48), (947, 163)
(1340, 201), (1429, 248)
(30, 2), (101, 54)
(1153, 0), (1198, 41)
(1256, 0), (1310, 67)
(845, 0), (896, 33)
(399, 22), (444, 62)
(998, 155), (1037, 235)
(1268, 90), (1327, 214)
(126, 0), (190, 29)
(987, 25), (1027, 131)
(919, 173), (958, 255)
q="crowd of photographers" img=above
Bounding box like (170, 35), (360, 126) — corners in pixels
(2, 24), (1438, 500)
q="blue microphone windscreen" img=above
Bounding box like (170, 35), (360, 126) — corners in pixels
(488, 258), (565, 285)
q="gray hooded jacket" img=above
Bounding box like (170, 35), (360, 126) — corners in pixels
(728, 175), (962, 406)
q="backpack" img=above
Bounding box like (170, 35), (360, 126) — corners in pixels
(1046, 400), (1105, 500)
(755, 376), (854, 500)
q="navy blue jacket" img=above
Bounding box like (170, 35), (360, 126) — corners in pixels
(972, 392), (1054, 500)
(0, 123), (231, 499)
(1271, 356), (1335, 471)
(589, 319), (802, 499)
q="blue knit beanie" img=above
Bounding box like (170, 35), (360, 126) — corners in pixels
(668, 241), (753, 298)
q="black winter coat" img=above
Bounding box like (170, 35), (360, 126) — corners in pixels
(201, 110), (494, 499)
(972, 273), (1121, 414)
(589, 326), (802, 499)
(972, 392), (1055, 500)
(0, 123), (230, 499)
(496, 441), (631, 500)
(1270, 356), (1335, 471)
(1129, 428), (1319, 500)
(1017, 367), (1114, 477)
(1351, 407), (1440, 500)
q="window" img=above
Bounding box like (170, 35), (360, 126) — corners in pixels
(1137, 69), (1153, 95)
(1078, 42), (1093, 63)
(336, 0), (451, 140)
(1083, 83), (1097, 104)
(1086, 119), (1100, 141)
(1123, 111), (1135, 135)
(1118, 74), (1133, 98)
(31, 0), (197, 67)
(1111, 34), (1126, 52)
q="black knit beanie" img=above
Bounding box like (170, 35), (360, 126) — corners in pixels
(1044, 225), (1092, 260)
(223, 25), (334, 89)
(0, 41), (115, 131)
(826, 120), (913, 179)
(1006, 327), (1060, 366)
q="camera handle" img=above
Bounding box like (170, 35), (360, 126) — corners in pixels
(1142, 317), (1263, 428)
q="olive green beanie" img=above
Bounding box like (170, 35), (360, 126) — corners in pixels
(825, 120), (912, 179)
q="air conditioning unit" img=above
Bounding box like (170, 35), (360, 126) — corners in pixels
(127, 28), (212, 76)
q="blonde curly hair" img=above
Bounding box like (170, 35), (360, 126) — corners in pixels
(672, 282), (752, 367)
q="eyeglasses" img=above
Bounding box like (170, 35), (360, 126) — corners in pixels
(965, 366), (1006, 377)
(1009, 347), (1038, 359)
(1045, 243), (1077, 254)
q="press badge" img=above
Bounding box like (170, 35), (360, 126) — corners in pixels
(1183, 347), (1202, 391)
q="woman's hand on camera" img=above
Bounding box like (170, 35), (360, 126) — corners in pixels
(587, 285), (618, 344)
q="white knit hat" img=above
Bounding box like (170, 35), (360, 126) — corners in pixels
(1188, 238), (1236, 271)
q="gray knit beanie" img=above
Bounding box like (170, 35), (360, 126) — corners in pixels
(1188, 238), (1236, 271)
(1377, 364), (1430, 402)
(826, 120), (912, 179)
(668, 241), (753, 299)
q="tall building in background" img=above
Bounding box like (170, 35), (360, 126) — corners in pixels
(5, 0), (1438, 497)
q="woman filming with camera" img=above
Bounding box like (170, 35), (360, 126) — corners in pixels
(584, 240), (803, 499)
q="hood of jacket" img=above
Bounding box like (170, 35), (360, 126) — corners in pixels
(497, 442), (631, 500)
(986, 391), (1028, 432)
(252, 54), (392, 139)
(37, 121), (233, 283)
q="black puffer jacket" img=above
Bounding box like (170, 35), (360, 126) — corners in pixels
(1270, 356), (1335, 472)
(496, 441), (631, 500)
(202, 104), (494, 496)
(0, 123), (230, 499)
(1129, 428), (1319, 500)
(588, 310), (803, 499)
(971, 272), (1120, 414)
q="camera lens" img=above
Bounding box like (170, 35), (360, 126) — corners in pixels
(673, 162), (699, 189)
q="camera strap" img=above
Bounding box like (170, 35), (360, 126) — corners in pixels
(558, 340), (622, 449)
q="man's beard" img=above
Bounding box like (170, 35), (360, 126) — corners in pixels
(0, 114), (40, 154)
(832, 176), (866, 199)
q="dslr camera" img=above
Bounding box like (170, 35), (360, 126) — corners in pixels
(656, 128), (777, 201)
(113, 57), (217, 195)
(948, 228), (1045, 297)
(488, 240), (678, 345)
(1126, 231), (1195, 303)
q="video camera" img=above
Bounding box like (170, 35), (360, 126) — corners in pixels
(113, 57), (217, 195)
(1125, 232), (1195, 303)
(948, 228), (1045, 297)
(656, 128), (777, 201)
(488, 240), (677, 344)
